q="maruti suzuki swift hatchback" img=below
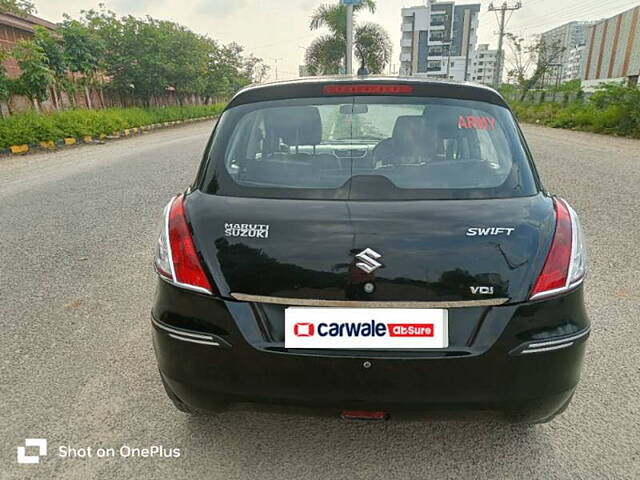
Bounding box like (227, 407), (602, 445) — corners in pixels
(152, 77), (589, 423)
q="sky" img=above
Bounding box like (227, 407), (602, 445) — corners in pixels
(36, 0), (640, 81)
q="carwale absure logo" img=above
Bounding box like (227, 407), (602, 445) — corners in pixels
(285, 307), (448, 349)
(293, 322), (315, 337)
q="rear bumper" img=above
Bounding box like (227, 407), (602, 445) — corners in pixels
(151, 281), (589, 422)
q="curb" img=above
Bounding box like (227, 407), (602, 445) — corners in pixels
(2, 115), (218, 156)
(10, 144), (29, 154)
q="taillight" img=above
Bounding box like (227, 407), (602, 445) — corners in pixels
(323, 84), (414, 95)
(154, 195), (215, 295)
(530, 197), (586, 300)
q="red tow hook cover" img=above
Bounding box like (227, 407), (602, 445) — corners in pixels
(340, 410), (389, 421)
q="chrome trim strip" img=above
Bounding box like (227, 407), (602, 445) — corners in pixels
(172, 279), (213, 295)
(165, 196), (177, 283)
(522, 342), (574, 354)
(168, 334), (220, 347)
(157, 274), (214, 295)
(529, 277), (584, 301)
(151, 317), (213, 341)
(568, 278), (584, 290)
(565, 198), (577, 291)
(229, 293), (509, 308)
(528, 328), (590, 349)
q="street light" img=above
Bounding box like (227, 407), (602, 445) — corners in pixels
(340, 0), (362, 75)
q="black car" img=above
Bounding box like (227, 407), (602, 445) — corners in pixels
(152, 77), (589, 423)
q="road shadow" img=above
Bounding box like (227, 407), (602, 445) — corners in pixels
(178, 410), (552, 479)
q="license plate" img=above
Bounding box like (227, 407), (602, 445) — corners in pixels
(284, 308), (448, 349)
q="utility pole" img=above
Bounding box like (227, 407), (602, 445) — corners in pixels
(489, 1), (521, 88)
(346, 3), (354, 74)
(341, 0), (361, 75)
(273, 58), (283, 80)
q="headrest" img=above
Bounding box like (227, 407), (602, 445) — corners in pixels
(266, 106), (322, 146)
(391, 115), (434, 157)
(392, 116), (427, 144)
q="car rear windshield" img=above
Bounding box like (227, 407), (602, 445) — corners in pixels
(200, 95), (538, 200)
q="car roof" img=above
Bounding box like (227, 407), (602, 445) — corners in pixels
(226, 75), (509, 109)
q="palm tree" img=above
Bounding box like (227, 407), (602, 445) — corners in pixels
(309, 0), (376, 37)
(305, 1), (391, 75)
(354, 22), (392, 74)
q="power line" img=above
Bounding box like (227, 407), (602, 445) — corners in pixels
(245, 33), (317, 52)
(510, 0), (639, 34)
(519, 0), (546, 8)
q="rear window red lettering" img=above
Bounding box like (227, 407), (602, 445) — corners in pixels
(458, 115), (496, 130)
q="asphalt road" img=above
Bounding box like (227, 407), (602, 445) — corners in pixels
(1, 122), (639, 480)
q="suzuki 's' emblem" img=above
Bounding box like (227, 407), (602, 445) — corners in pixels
(355, 248), (383, 273)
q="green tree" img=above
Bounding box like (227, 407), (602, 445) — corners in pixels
(201, 41), (259, 103)
(156, 20), (208, 104)
(81, 9), (198, 105)
(354, 23), (391, 74)
(309, 1), (376, 37)
(32, 26), (71, 108)
(59, 17), (104, 108)
(0, 48), (13, 116)
(12, 39), (54, 110)
(202, 40), (232, 103)
(305, 35), (344, 76)
(223, 43), (259, 91)
(0, 0), (35, 16)
(72, 7), (261, 106)
(505, 33), (566, 101)
(0, 49), (10, 103)
(96, 13), (173, 104)
(243, 54), (269, 84)
(304, 1), (390, 75)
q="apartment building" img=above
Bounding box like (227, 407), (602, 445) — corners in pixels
(539, 20), (598, 85)
(470, 43), (497, 85)
(399, 0), (480, 81)
(565, 45), (586, 82)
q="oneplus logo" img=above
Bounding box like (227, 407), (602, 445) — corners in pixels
(294, 323), (315, 337)
(17, 439), (47, 464)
